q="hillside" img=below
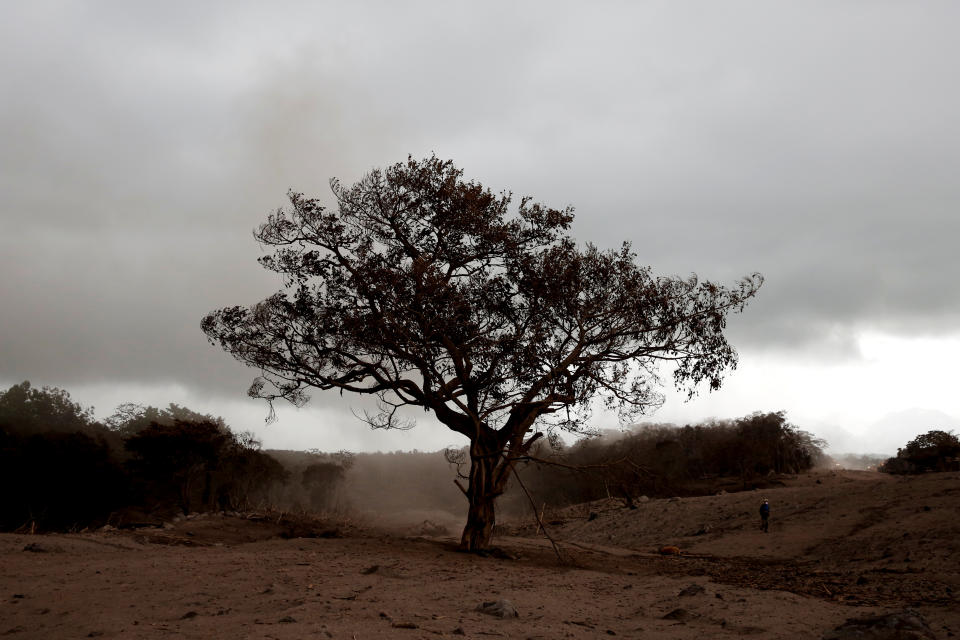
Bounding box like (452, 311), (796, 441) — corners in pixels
(1, 470), (957, 639)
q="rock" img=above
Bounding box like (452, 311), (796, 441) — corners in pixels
(278, 616), (297, 623)
(416, 520), (449, 536)
(637, 495), (650, 503)
(659, 546), (681, 556)
(663, 608), (697, 621)
(476, 599), (519, 618)
(823, 610), (936, 640)
(678, 584), (706, 597)
(361, 565), (403, 578)
(180, 611), (198, 620)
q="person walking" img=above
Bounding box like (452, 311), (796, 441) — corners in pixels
(759, 499), (770, 533)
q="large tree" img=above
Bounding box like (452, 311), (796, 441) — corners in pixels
(202, 156), (762, 551)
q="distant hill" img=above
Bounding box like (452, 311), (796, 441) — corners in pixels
(864, 408), (960, 455)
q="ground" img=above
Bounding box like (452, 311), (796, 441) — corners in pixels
(2, 470), (958, 639)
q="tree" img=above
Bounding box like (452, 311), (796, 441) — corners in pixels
(104, 402), (226, 437)
(202, 156), (762, 551)
(880, 429), (960, 474)
(0, 381), (97, 435)
(124, 419), (233, 514)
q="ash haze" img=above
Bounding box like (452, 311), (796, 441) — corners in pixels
(2, 2), (959, 455)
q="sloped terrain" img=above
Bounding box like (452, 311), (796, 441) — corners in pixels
(1, 470), (957, 639)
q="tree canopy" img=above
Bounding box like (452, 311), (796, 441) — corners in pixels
(202, 156), (762, 549)
(0, 381), (97, 435)
(881, 429), (960, 474)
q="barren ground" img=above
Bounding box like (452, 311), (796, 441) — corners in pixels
(3, 470), (959, 639)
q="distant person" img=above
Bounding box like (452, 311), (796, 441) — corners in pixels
(759, 499), (770, 533)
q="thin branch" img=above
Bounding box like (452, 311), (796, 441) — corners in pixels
(509, 462), (570, 566)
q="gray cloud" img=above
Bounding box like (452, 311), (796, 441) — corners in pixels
(2, 1), (959, 413)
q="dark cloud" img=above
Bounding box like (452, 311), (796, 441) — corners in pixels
(2, 2), (959, 420)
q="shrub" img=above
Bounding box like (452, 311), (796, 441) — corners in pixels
(880, 430), (960, 474)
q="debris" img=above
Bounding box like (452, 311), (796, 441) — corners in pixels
(678, 584), (706, 597)
(361, 565), (403, 578)
(662, 608), (697, 621)
(823, 609), (936, 640)
(476, 599), (519, 618)
(391, 621), (418, 629)
(416, 520), (449, 536)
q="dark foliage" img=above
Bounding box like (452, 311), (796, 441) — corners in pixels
(124, 419), (288, 514)
(0, 381), (99, 436)
(0, 382), (126, 531)
(0, 382), (289, 531)
(880, 430), (960, 474)
(0, 428), (125, 531)
(301, 452), (353, 512)
(508, 412), (825, 510)
(202, 155), (762, 550)
(104, 402), (226, 437)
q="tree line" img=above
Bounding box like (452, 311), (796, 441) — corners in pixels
(497, 411), (826, 513)
(879, 429), (960, 474)
(0, 381), (292, 532)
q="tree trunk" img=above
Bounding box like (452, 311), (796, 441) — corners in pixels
(459, 435), (505, 552)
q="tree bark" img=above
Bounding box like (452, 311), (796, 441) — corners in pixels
(459, 433), (506, 552)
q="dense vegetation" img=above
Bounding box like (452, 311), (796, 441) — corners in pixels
(0, 381), (849, 533)
(879, 430), (960, 474)
(500, 411), (826, 512)
(0, 382), (286, 532)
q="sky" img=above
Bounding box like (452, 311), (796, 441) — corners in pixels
(2, 1), (959, 455)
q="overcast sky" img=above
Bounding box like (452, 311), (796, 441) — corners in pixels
(2, 2), (959, 454)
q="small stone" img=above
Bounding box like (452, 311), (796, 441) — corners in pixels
(678, 584), (706, 597)
(823, 609), (936, 640)
(663, 608), (697, 621)
(476, 599), (519, 618)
